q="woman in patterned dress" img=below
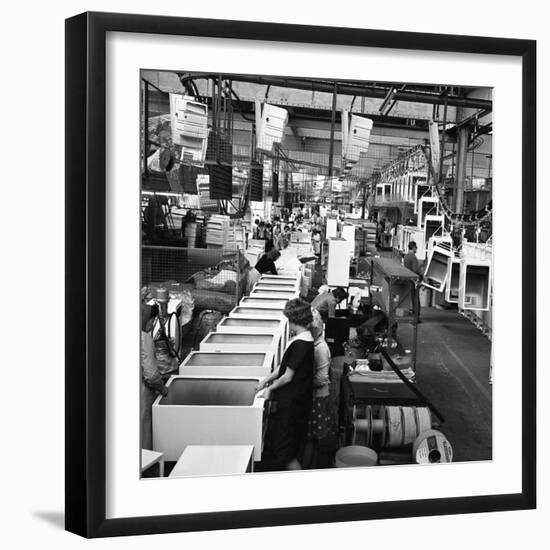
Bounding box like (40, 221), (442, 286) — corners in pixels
(302, 308), (335, 468)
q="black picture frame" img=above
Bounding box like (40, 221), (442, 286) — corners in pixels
(65, 11), (536, 538)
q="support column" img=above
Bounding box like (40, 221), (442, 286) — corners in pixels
(328, 82), (338, 178)
(284, 170), (289, 209)
(454, 126), (469, 214)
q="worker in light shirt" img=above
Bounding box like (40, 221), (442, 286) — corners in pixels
(312, 230), (321, 256)
(302, 308), (335, 469)
(311, 286), (349, 323)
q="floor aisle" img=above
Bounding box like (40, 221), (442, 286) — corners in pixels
(414, 308), (492, 462)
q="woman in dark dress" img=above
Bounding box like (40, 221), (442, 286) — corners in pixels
(256, 298), (314, 471)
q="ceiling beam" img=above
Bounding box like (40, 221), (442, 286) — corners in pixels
(180, 73), (492, 110)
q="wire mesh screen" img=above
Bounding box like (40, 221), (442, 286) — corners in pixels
(249, 162), (263, 201)
(164, 163), (199, 194)
(141, 246), (247, 305)
(272, 171), (279, 203)
(208, 164), (232, 199)
(206, 131), (233, 199)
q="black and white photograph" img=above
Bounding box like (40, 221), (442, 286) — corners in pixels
(59, 8), (537, 539)
(139, 69), (494, 478)
(0, 0), (544, 546)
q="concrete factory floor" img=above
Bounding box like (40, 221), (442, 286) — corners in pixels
(414, 307), (492, 462)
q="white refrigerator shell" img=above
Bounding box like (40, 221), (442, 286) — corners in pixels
(153, 375), (265, 461)
(326, 218), (338, 239)
(423, 242), (452, 292)
(343, 114), (373, 163)
(445, 257), (462, 303)
(327, 238), (350, 287)
(228, 305), (287, 319)
(253, 283), (299, 293)
(417, 196), (440, 229)
(259, 275), (300, 290)
(249, 289), (297, 300)
(341, 224), (356, 257)
(239, 296), (289, 309)
(199, 332), (281, 368)
(218, 316), (288, 355)
(179, 351), (273, 378)
(459, 259), (492, 311)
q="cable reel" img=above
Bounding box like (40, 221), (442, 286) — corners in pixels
(352, 405), (433, 451)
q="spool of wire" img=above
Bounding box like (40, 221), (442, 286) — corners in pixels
(412, 430), (453, 464)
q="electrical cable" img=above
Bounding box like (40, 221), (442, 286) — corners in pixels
(226, 87), (255, 123)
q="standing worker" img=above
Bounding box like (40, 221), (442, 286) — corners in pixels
(383, 218), (393, 248)
(302, 309), (334, 469)
(252, 218), (260, 239)
(312, 229), (321, 257)
(257, 221), (266, 240)
(311, 287), (349, 323)
(256, 298), (315, 471)
(282, 225), (291, 248)
(272, 223), (283, 250)
(376, 218), (384, 247)
(403, 241), (424, 323)
(264, 223), (274, 252)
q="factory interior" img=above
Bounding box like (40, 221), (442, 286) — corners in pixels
(139, 70), (493, 478)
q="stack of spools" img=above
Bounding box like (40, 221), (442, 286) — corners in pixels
(352, 405), (453, 465)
